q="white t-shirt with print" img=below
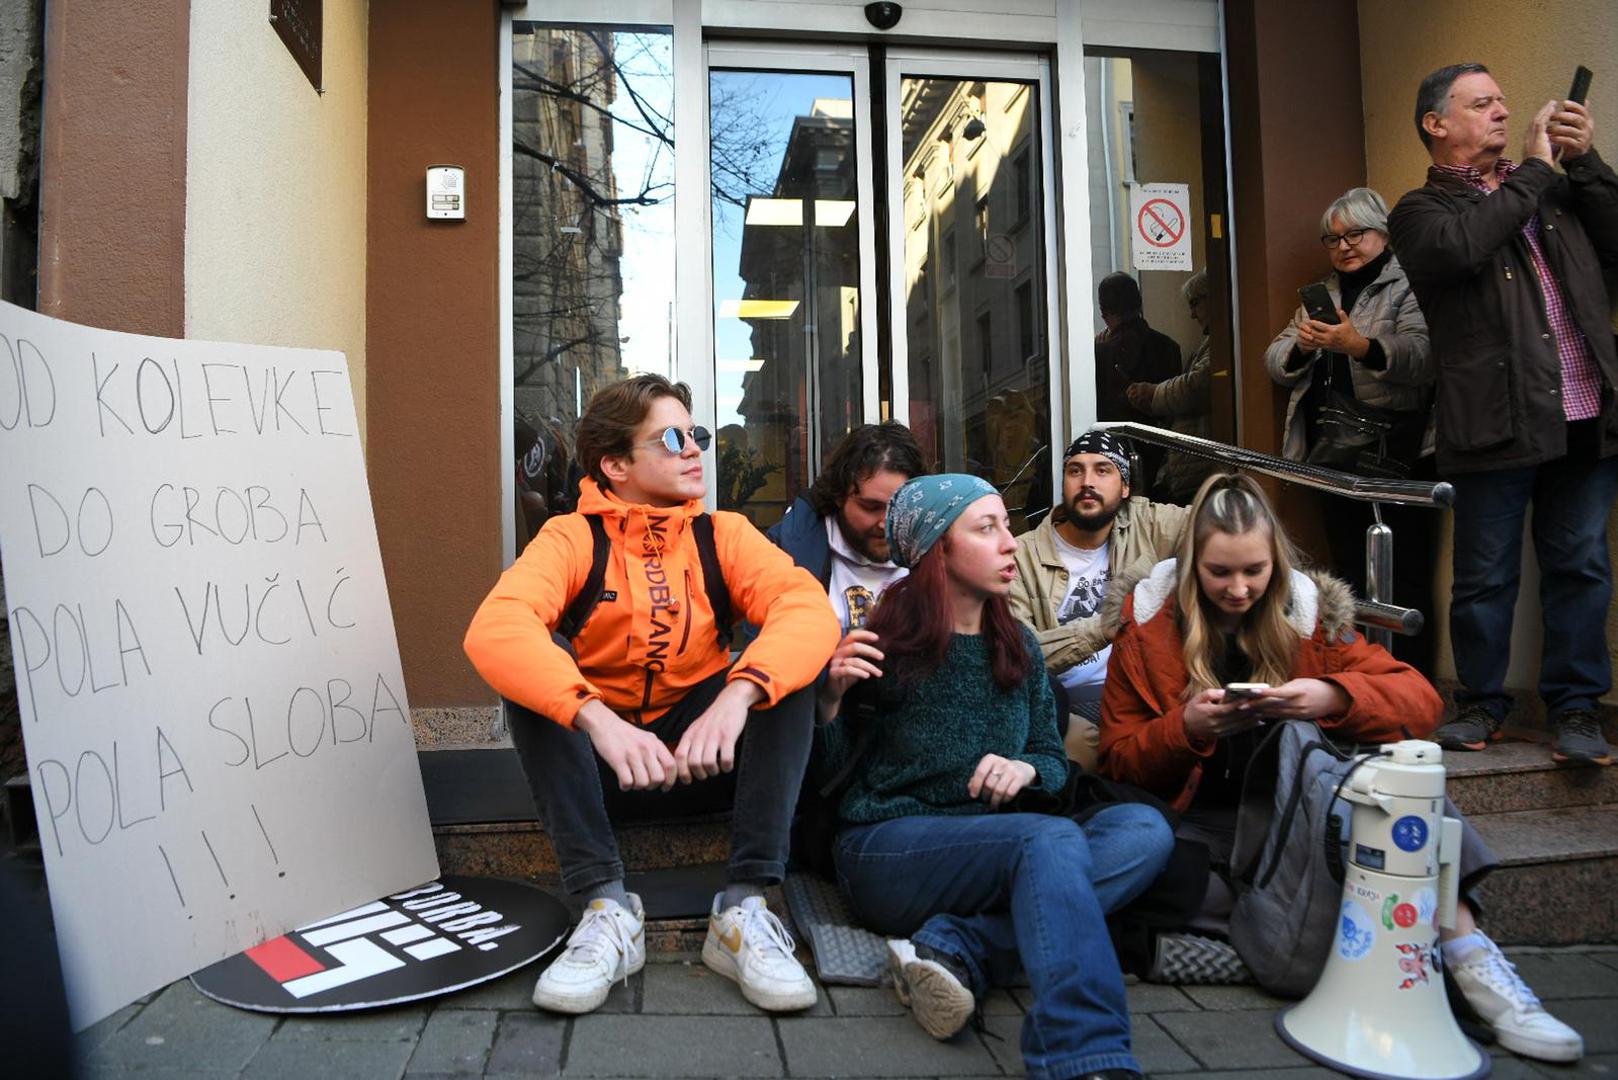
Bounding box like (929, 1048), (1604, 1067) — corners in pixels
(826, 516), (908, 633)
(1051, 531), (1111, 701)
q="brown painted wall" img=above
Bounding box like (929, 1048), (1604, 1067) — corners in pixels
(1225, 0), (1367, 456)
(38, 0), (188, 333)
(1224, 0), (1366, 556)
(368, 3), (501, 707)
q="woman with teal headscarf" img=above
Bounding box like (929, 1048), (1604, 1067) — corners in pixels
(819, 474), (1169, 1080)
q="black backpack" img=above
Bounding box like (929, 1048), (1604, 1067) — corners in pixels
(554, 513), (734, 648)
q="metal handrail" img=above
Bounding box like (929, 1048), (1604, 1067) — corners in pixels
(1095, 422), (1453, 509)
(1355, 599), (1424, 637)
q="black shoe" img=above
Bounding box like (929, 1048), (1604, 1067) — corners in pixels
(1433, 705), (1500, 752)
(1551, 709), (1613, 765)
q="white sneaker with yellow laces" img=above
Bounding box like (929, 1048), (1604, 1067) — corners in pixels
(701, 893), (817, 1011)
(531, 894), (645, 1014)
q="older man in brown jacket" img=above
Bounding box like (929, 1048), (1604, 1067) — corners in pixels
(1010, 430), (1188, 768)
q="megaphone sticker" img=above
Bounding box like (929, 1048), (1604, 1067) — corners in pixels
(1395, 942), (1437, 990)
(1337, 900), (1376, 961)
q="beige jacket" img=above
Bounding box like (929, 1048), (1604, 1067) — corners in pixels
(1010, 496), (1191, 674)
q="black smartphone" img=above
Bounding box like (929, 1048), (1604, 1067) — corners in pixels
(1570, 65), (1593, 106)
(1299, 282), (1339, 325)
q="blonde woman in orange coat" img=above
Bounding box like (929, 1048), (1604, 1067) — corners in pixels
(1096, 472), (1581, 1063)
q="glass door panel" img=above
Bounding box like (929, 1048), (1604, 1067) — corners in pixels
(1083, 48), (1235, 502)
(510, 26), (676, 551)
(895, 73), (1051, 534)
(710, 68), (865, 529)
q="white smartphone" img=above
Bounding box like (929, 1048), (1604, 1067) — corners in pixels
(1223, 682), (1270, 701)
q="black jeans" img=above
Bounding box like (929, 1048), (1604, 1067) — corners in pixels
(506, 669), (816, 895)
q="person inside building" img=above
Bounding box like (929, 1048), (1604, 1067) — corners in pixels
(1264, 186), (1438, 674)
(1009, 429), (1188, 769)
(765, 420), (926, 634)
(1094, 272), (1182, 492)
(464, 374), (841, 1017)
(818, 473), (1171, 1080)
(1126, 270), (1219, 504)
(1098, 472), (1584, 1063)
(1389, 63), (1618, 765)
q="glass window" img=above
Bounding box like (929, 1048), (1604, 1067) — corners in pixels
(1083, 49), (1235, 505)
(900, 75), (1050, 533)
(510, 26), (675, 549)
(709, 70), (863, 529)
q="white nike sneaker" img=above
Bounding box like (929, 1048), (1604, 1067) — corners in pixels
(1449, 934), (1583, 1063)
(701, 893), (817, 1012)
(531, 893), (645, 1015)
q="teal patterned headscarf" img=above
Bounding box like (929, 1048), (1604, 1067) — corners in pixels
(885, 473), (1000, 569)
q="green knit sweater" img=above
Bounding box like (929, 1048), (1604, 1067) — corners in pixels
(822, 627), (1068, 825)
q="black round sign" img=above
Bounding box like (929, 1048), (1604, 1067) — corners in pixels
(191, 876), (569, 1013)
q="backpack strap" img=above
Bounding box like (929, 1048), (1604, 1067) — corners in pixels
(692, 513), (733, 649)
(556, 515), (611, 641)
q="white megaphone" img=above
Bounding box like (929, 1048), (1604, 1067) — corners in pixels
(1276, 739), (1489, 1080)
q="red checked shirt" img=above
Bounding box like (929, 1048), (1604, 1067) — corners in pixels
(1431, 158), (1603, 420)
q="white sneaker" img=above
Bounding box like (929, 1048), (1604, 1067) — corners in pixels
(531, 894), (645, 1014)
(701, 893), (817, 1012)
(1449, 934), (1583, 1063)
(886, 939), (976, 1040)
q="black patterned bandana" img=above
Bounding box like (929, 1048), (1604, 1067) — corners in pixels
(1062, 430), (1131, 486)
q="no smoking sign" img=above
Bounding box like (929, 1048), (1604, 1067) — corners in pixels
(1129, 183), (1193, 270)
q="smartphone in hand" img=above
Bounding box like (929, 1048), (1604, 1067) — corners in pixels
(1223, 682), (1270, 701)
(1569, 65), (1593, 106)
(1299, 283), (1339, 326)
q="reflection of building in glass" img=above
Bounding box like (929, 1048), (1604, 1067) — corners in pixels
(511, 29), (633, 440)
(901, 78), (1047, 529)
(723, 96), (862, 526)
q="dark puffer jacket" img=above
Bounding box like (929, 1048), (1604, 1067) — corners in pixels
(1388, 150), (1618, 474)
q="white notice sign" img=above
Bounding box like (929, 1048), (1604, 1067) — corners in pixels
(1130, 183), (1194, 271)
(0, 301), (439, 1029)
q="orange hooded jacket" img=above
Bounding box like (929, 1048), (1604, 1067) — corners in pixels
(464, 478), (841, 727)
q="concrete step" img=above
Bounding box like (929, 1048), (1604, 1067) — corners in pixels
(1467, 805), (1618, 946)
(1444, 738), (1618, 815)
(434, 816), (730, 879)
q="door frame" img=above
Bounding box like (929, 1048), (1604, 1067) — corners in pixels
(497, 1), (1227, 564)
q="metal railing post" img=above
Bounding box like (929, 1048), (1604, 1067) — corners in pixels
(1365, 514), (1393, 650)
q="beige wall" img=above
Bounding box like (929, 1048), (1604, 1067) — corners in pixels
(1360, 0), (1618, 697)
(1360, 0), (1618, 215)
(184, 0), (370, 444)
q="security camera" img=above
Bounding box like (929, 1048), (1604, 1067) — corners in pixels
(864, 2), (903, 30)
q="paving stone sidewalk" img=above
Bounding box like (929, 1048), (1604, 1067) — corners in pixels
(76, 948), (1618, 1079)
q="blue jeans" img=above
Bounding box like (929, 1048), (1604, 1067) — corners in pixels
(1447, 425), (1618, 718)
(833, 804), (1173, 1080)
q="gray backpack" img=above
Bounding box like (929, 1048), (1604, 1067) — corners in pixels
(1227, 721), (1385, 998)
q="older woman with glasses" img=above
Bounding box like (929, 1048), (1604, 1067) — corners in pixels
(1263, 187), (1438, 673)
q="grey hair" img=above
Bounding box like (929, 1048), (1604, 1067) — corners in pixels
(1320, 187), (1389, 238)
(1414, 62), (1490, 149)
(1181, 269), (1210, 306)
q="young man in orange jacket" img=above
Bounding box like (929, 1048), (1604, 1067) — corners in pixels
(465, 375), (840, 1016)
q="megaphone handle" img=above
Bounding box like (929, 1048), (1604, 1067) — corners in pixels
(1437, 816), (1463, 930)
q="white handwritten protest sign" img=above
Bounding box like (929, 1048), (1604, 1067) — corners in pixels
(0, 301), (439, 1029)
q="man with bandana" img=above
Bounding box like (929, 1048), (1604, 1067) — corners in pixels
(1010, 430), (1189, 768)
